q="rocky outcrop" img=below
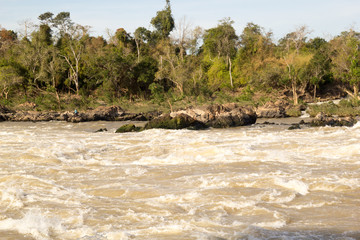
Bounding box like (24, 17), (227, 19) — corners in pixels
(1, 106), (127, 122)
(67, 106), (125, 122)
(116, 124), (143, 133)
(144, 113), (208, 130)
(144, 103), (257, 130)
(256, 102), (287, 118)
(0, 105), (13, 121)
(310, 112), (357, 127)
(4, 111), (64, 122)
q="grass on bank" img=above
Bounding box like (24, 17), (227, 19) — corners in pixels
(0, 87), (266, 113)
(4, 87), (360, 118)
(306, 99), (360, 117)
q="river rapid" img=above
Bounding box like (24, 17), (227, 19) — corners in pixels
(0, 121), (359, 240)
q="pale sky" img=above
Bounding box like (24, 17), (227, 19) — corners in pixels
(0, 0), (359, 41)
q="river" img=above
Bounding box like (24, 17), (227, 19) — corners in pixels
(0, 120), (359, 240)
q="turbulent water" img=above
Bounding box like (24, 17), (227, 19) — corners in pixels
(0, 120), (359, 240)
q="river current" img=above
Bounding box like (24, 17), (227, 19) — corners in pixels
(0, 120), (359, 240)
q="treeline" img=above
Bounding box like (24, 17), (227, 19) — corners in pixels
(1, 0), (360, 110)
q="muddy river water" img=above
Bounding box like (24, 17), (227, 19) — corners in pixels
(0, 121), (359, 239)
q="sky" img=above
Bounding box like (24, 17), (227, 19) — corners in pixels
(0, 0), (360, 41)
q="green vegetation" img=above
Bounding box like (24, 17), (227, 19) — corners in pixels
(1, 1), (360, 113)
(307, 100), (360, 117)
(115, 124), (142, 133)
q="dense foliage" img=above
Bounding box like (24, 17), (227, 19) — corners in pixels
(1, 0), (360, 110)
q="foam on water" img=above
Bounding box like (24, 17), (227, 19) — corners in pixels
(0, 209), (64, 240)
(0, 121), (360, 239)
(274, 178), (309, 195)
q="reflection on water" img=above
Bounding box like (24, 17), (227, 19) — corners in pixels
(0, 121), (359, 239)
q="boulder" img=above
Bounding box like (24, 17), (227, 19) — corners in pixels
(65, 106), (125, 122)
(95, 128), (108, 133)
(145, 103), (256, 130)
(311, 112), (357, 127)
(0, 113), (6, 122)
(115, 124), (143, 133)
(256, 102), (286, 118)
(145, 113), (208, 130)
(206, 104), (256, 128)
(288, 124), (301, 130)
(84, 106), (125, 121)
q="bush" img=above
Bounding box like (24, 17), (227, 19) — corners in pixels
(286, 107), (302, 117)
(307, 101), (360, 117)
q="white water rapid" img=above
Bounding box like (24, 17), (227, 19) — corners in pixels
(0, 121), (359, 239)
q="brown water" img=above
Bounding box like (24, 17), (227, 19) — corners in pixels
(0, 121), (359, 240)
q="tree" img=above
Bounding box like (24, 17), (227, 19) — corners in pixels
(0, 28), (17, 54)
(236, 22), (277, 87)
(203, 18), (238, 88)
(38, 12), (54, 26)
(134, 27), (151, 62)
(330, 30), (360, 99)
(58, 24), (89, 95)
(96, 48), (135, 99)
(281, 26), (312, 105)
(151, 0), (175, 40)
(307, 38), (332, 99)
(18, 19), (35, 40)
(0, 63), (23, 99)
(155, 43), (189, 95)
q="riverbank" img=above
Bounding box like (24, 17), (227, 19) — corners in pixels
(1, 98), (359, 130)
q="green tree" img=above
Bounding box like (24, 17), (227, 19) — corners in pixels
(151, 0), (175, 40)
(307, 38), (332, 99)
(134, 27), (151, 62)
(330, 30), (360, 99)
(235, 22), (277, 87)
(0, 62), (23, 99)
(203, 18), (238, 88)
(281, 26), (312, 105)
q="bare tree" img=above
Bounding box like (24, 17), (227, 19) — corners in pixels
(59, 24), (87, 95)
(17, 19), (35, 39)
(283, 26), (312, 105)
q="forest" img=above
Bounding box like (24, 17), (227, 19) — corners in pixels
(1, 0), (360, 112)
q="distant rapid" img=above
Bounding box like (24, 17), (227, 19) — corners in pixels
(0, 121), (359, 240)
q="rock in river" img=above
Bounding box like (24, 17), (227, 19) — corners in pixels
(144, 103), (257, 130)
(310, 112), (357, 127)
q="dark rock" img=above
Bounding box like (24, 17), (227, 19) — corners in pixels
(95, 128), (108, 133)
(137, 111), (162, 121)
(0, 105), (13, 114)
(262, 121), (276, 125)
(288, 124), (301, 130)
(84, 106), (124, 121)
(115, 124), (143, 133)
(145, 113), (208, 130)
(65, 106), (125, 122)
(310, 112), (357, 127)
(0, 114), (6, 122)
(133, 114), (148, 121)
(299, 120), (306, 125)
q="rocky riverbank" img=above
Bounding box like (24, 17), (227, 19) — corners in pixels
(1, 101), (359, 131)
(0, 105), (161, 123)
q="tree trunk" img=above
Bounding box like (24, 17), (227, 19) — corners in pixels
(292, 81), (298, 105)
(313, 84), (317, 100)
(135, 38), (140, 63)
(228, 56), (233, 88)
(353, 84), (359, 99)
